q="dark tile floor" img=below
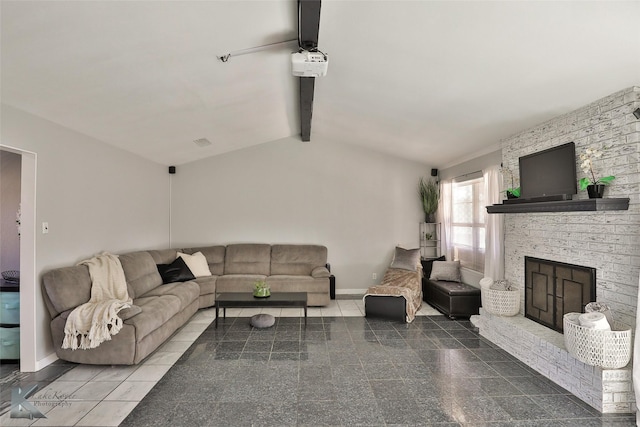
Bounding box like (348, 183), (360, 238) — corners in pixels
(119, 315), (636, 427)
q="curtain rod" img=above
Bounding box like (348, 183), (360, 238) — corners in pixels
(453, 170), (483, 182)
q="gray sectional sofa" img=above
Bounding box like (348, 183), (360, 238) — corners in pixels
(42, 244), (330, 365)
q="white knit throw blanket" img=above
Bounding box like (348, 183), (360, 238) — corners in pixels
(62, 253), (132, 350)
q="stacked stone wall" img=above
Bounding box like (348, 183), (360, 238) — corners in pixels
(502, 86), (640, 329)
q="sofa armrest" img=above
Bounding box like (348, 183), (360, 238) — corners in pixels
(119, 305), (142, 320)
(312, 266), (331, 278)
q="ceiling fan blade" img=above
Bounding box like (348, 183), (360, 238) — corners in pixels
(298, 0), (321, 142)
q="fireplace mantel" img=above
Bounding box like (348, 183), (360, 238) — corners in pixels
(486, 197), (629, 214)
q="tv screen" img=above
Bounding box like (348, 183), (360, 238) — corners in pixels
(519, 142), (577, 201)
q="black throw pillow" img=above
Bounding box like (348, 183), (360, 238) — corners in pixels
(420, 255), (446, 279)
(157, 257), (195, 284)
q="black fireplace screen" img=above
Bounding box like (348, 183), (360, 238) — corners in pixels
(524, 256), (596, 333)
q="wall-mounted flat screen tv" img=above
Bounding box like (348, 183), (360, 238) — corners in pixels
(519, 142), (577, 201)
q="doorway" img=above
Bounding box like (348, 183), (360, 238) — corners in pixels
(1, 150), (21, 371)
(0, 146), (37, 372)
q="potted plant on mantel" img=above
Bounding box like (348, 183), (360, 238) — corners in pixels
(500, 166), (520, 199)
(579, 146), (615, 199)
(419, 177), (439, 223)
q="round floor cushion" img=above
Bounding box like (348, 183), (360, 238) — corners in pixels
(250, 314), (275, 328)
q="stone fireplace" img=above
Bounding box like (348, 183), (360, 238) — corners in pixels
(524, 257), (595, 333)
(473, 86), (639, 415)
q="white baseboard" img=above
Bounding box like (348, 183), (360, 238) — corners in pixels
(32, 352), (58, 372)
(336, 289), (366, 295)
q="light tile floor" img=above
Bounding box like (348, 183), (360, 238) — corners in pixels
(1, 298), (439, 426)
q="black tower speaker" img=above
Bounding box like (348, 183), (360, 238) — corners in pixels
(431, 168), (438, 177)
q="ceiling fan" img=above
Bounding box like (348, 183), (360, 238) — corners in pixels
(217, 0), (326, 142)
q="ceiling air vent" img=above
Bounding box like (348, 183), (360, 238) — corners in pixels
(193, 138), (212, 147)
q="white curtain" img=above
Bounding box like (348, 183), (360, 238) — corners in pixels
(634, 273), (640, 426)
(483, 166), (504, 280)
(438, 179), (453, 261)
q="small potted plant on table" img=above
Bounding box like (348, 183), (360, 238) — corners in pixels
(253, 280), (271, 298)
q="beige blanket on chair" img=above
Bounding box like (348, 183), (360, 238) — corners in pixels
(364, 268), (422, 322)
(62, 253), (132, 350)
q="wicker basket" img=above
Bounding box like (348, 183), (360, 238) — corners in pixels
(563, 313), (632, 369)
(481, 288), (520, 316)
(1, 270), (19, 283)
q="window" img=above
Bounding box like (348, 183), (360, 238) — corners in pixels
(451, 176), (485, 272)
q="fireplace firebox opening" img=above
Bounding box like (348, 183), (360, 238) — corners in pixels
(524, 256), (596, 333)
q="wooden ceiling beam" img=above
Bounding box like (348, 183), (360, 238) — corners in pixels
(298, 0), (321, 141)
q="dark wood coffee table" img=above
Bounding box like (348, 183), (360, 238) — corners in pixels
(215, 292), (307, 327)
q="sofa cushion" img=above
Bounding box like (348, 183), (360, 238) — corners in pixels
(266, 275), (329, 293)
(216, 274), (267, 293)
(271, 245), (327, 276)
(139, 281), (200, 309)
(42, 265), (92, 318)
(192, 275), (217, 297)
(181, 246), (226, 276)
(118, 305), (142, 320)
(177, 252), (212, 277)
(224, 244), (271, 275)
(147, 249), (178, 265)
(125, 295), (184, 341)
(119, 251), (163, 299)
(157, 257), (195, 284)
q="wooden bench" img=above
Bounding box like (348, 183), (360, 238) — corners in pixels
(423, 279), (481, 319)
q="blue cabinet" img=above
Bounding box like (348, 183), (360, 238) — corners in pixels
(0, 280), (19, 360)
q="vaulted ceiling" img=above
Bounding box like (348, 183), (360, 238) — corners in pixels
(2, 1), (639, 167)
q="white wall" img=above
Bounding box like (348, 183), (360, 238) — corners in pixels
(1, 104), (171, 365)
(1, 150), (21, 272)
(171, 136), (431, 292)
